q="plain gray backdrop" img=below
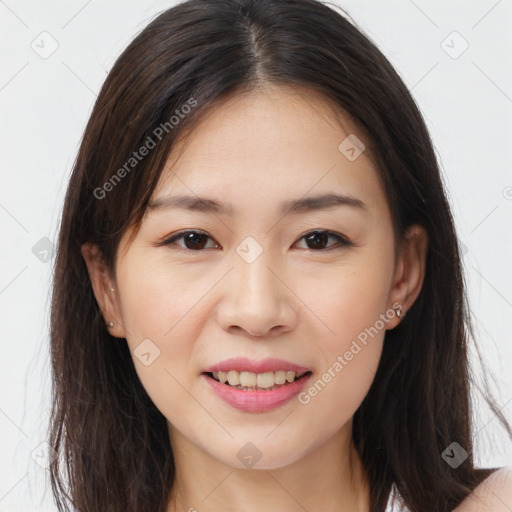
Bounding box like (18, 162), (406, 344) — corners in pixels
(0, 0), (511, 510)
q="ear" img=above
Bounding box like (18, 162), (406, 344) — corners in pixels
(80, 242), (126, 338)
(386, 224), (429, 330)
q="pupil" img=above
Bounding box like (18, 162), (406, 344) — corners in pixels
(307, 231), (327, 249)
(185, 232), (207, 250)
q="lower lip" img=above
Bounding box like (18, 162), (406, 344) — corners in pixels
(202, 372), (312, 412)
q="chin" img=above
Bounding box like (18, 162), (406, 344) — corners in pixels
(213, 438), (309, 471)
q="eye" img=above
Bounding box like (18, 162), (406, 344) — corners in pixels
(157, 229), (352, 252)
(159, 230), (220, 251)
(295, 230), (352, 251)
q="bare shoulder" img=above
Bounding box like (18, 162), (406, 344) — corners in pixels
(453, 467), (512, 512)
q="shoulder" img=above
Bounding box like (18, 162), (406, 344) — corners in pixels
(453, 466), (512, 511)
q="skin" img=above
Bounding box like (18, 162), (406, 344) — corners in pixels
(82, 84), (432, 511)
(454, 467), (512, 511)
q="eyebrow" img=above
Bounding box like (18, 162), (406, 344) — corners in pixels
(147, 192), (367, 216)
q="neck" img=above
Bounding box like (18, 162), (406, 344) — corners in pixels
(166, 422), (370, 512)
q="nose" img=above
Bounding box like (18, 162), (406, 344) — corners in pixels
(215, 249), (298, 338)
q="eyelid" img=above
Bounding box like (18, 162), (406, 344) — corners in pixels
(155, 229), (220, 250)
(295, 230), (352, 249)
(156, 229), (353, 251)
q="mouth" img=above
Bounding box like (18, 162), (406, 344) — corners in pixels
(202, 369), (313, 391)
(201, 357), (313, 411)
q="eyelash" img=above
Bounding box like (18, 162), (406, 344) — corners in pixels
(157, 229), (353, 253)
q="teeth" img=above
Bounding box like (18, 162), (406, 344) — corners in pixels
(227, 370), (239, 386)
(239, 371), (257, 387)
(275, 370), (287, 385)
(256, 372), (275, 388)
(210, 369), (308, 389)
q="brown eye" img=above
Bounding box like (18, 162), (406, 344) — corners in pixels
(158, 229), (351, 252)
(296, 230), (351, 251)
(161, 230), (220, 251)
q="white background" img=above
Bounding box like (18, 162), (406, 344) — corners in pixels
(0, 0), (511, 510)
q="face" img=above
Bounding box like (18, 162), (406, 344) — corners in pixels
(84, 85), (426, 470)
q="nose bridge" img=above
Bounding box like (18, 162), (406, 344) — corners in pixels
(237, 246), (275, 300)
(217, 237), (296, 336)
(234, 242), (280, 311)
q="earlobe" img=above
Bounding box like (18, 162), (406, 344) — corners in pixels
(387, 224), (429, 329)
(80, 242), (126, 338)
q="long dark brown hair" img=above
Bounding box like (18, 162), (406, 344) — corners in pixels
(48, 0), (511, 510)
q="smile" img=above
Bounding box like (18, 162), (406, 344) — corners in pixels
(202, 370), (312, 412)
(207, 369), (310, 390)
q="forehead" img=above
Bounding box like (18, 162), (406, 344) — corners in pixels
(147, 85), (389, 227)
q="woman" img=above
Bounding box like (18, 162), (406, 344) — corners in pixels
(48, 0), (512, 510)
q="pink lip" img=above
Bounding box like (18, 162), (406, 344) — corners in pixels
(202, 357), (310, 374)
(202, 372), (312, 412)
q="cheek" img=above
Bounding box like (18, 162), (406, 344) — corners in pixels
(299, 250), (392, 413)
(312, 261), (392, 353)
(116, 253), (206, 341)
(296, 335), (383, 453)
(297, 280), (387, 434)
(114, 255), (207, 400)
(311, 284), (386, 403)
(114, 258), (206, 425)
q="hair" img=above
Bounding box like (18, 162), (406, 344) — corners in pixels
(48, 0), (511, 510)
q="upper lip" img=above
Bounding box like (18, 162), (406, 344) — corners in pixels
(202, 357), (311, 374)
